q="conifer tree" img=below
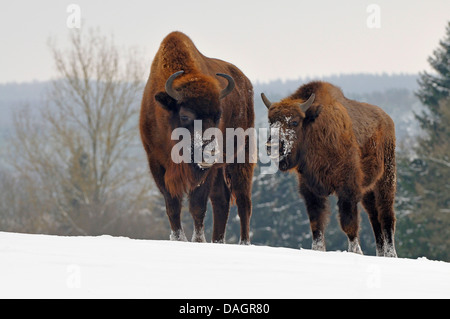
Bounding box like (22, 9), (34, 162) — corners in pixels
(397, 22), (450, 261)
(416, 21), (450, 132)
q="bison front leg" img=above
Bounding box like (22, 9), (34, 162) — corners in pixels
(164, 195), (187, 242)
(229, 163), (254, 245)
(209, 169), (231, 243)
(188, 182), (211, 243)
(148, 161), (187, 241)
(235, 193), (252, 245)
(300, 182), (330, 251)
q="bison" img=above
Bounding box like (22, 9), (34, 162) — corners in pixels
(140, 32), (255, 244)
(262, 81), (397, 257)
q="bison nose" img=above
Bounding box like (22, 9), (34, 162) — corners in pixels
(203, 149), (218, 160)
(266, 139), (279, 158)
(203, 139), (220, 163)
(266, 142), (272, 156)
(208, 149), (218, 157)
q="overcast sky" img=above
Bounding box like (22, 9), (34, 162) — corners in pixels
(1, 0), (449, 84)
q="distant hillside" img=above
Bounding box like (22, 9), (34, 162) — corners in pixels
(254, 73), (419, 96)
(0, 73), (423, 143)
(0, 81), (48, 128)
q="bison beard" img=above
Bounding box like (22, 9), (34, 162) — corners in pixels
(262, 81), (398, 257)
(140, 32), (255, 244)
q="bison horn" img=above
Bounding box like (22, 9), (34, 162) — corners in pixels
(298, 93), (316, 112)
(216, 73), (235, 99)
(261, 93), (272, 109)
(165, 70), (184, 100)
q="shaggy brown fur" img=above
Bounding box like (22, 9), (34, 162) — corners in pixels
(264, 81), (397, 257)
(140, 32), (255, 244)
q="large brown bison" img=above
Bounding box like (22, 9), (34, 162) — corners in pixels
(262, 81), (397, 257)
(140, 32), (255, 244)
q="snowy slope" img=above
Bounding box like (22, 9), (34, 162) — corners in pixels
(0, 231), (449, 299)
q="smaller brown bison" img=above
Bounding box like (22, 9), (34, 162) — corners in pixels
(262, 81), (397, 257)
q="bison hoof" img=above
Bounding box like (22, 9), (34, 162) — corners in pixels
(348, 238), (363, 255)
(312, 241), (326, 252)
(375, 246), (385, 257)
(312, 233), (326, 251)
(384, 244), (398, 258)
(170, 229), (188, 242)
(192, 229), (206, 243)
(239, 239), (251, 245)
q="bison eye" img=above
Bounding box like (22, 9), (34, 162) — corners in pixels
(214, 112), (222, 123)
(290, 120), (299, 127)
(180, 115), (191, 123)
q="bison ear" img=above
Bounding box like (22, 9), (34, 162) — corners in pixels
(155, 92), (178, 112)
(304, 105), (323, 124)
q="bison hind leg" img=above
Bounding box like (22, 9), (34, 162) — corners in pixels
(374, 145), (398, 258)
(375, 184), (398, 258)
(362, 191), (385, 256)
(362, 189), (397, 257)
(337, 195), (363, 255)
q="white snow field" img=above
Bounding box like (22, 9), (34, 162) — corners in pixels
(0, 231), (449, 299)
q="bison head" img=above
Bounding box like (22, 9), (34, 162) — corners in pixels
(262, 92), (322, 171)
(155, 70), (235, 169)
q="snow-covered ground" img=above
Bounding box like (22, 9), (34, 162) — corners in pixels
(0, 231), (449, 299)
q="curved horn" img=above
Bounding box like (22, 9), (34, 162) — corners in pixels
(165, 70), (184, 100)
(216, 73), (235, 99)
(298, 93), (315, 112)
(261, 93), (272, 109)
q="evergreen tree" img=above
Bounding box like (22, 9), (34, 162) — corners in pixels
(397, 22), (450, 261)
(416, 21), (450, 131)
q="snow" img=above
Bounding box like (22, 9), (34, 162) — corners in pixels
(269, 121), (296, 158)
(0, 231), (449, 299)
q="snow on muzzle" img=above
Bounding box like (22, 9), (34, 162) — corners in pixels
(198, 138), (220, 169)
(267, 121), (295, 160)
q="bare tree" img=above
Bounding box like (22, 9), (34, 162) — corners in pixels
(8, 29), (161, 235)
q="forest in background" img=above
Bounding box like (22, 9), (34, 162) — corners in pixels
(0, 23), (448, 261)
